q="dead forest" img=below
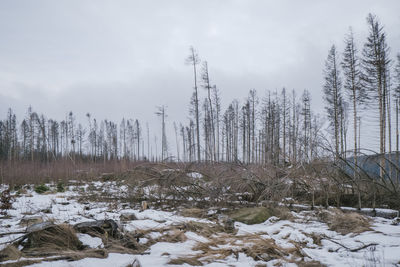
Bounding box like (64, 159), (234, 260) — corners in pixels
(1, 13), (400, 211)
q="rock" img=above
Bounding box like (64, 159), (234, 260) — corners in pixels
(120, 213), (137, 221)
(218, 215), (235, 233)
(19, 216), (43, 227)
(223, 218), (235, 233)
(74, 219), (119, 238)
(258, 253), (274, 262)
(228, 207), (271, 225)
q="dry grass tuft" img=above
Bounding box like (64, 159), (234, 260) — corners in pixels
(0, 245), (21, 261)
(329, 212), (371, 235)
(183, 221), (226, 237)
(272, 206), (294, 221)
(242, 237), (288, 261)
(158, 229), (187, 243)
(7, 224), (110, 264)
(21, 224), (84, 253)
(180, 208), (207, 218)
(318, 209), (371, 235)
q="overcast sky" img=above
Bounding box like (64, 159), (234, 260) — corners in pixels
(1, 0), (400, 151)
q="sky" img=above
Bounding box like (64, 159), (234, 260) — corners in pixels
(0, 0), (400, 152)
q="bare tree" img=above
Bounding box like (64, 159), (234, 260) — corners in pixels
(135, 119), (141, 160)
(394, 54), (400, 182)
(302, 90), (312, 161)
(212, 86), (221, 162)
(281, 88), (288, 163)
(186, 46), (201, 162)
(248, 89), (258, 163)
(323, 45), (343, 160)
(201, 61), (216, 161)
(156, 106), (168, 161)
(173, 122), (180, 161)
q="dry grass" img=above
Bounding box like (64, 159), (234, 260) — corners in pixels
(180, 208), (207, 218)
(21, 224), (84, 253)
(318, 209), (371, 235)
(127, 215), (308, 266)
(0, 159), (148, 186)
(183, 221), (226, 237)
(241, 235), (289, 261)
(188, 233), (293, 264)
(0, 245), (21, 261)
(0, 224), (111, 266)
(126, 219), (298, 265)
(0, 223), (145, 265)
(157, 229), (187, 243)
(268, 205), (294, 221)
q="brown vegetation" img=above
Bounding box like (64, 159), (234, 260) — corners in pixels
(318, 209), (371, 235)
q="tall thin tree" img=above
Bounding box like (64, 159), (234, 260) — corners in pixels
(186, 46), (201, 162)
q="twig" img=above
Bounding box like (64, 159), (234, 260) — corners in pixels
(349, 242), (378, 252)
(0, 234), (27, 245)
(0, 230), (26, 237)
(321, 234), (377, 252)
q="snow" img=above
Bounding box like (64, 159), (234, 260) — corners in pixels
(78, 233), (104, 248)
(185, 231), (209, 243)
(1, 181), (400, 266)
(187, 172), (203, 179)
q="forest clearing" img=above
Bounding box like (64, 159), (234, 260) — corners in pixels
(1, 164), (400, 266)
(1, 1), (400, 266)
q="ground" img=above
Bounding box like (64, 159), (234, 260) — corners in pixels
(0, 180), (400, 267)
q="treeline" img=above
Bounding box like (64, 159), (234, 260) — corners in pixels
(1, 14), (400, 171)
(0, 107), (147, 163)
(0, 87), (319, 166)
(182, 13), (400, 170)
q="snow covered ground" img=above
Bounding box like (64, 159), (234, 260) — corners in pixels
(1, 181), (400, 266)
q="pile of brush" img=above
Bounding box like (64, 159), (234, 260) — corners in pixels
(0, 219), (145, 266)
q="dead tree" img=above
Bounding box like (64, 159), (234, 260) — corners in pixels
(186, 47), (201, 162)
(155, 106), (168, 161)
(323, 45), (343, 161)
